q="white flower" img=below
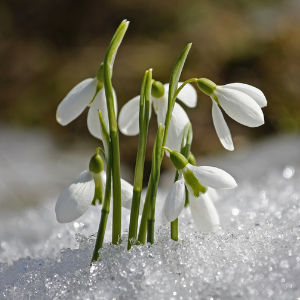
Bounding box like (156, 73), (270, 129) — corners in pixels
(197, 79), (267, 151)
(213, 83), (267, 151)
(164, 163), (236, 232)
(189, 191), (220, 233)
(55, 170), (136, 223)
(118, 82), (197, 152)
(56, 77), (117, 140)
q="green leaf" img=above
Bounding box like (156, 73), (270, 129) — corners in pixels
(168, 43), (192, 108)
(152, 124), (164, 180)
(104, 20), (129, 75)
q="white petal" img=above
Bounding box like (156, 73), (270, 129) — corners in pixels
(206, 187), (220, 203)
(100, 171), (107, 194)
(164, 82), (197, 108)
(189, 192), (220, 232)
(215, 87), (264, 127)
(99, 172), (141, 214)
(177, 82), (197, 108)
(166, 103), (190, 152)
(187, 164), (237, 189)
(87, 88), (117, 140)
(56, 78), (98, 126)
(212, 101), (234, 151)
(118, 96), (141, 136)
(164, 178), (186, 222)
(55, 170), (95, 223)
(222, 83), (267, 108)
(153, 93), (168, 125)
(120, 178), (133, 210)
(163, 83), (170, 94)
(155, 95), (190, 153)
(87, 89), (106, 140)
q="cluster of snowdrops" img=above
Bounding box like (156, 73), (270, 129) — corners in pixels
(55, 20), (267, 264)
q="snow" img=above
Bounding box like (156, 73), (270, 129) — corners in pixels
(1, 127), (300, 299)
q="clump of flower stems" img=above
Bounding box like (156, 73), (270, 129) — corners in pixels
(90, 20), (194, 261)
(54, 19), (267, 265)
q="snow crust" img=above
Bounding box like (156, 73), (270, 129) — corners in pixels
(1, 130), (300, 299)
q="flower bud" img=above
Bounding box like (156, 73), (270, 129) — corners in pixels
(151, 80), (165, 98)
(164, 147), (188, 170)
(196, 78), (216, 96)
(188, 152), (196, 166)
(89, 148), (104, 174)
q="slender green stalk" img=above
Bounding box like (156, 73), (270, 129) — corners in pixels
(138, 126), (164, 244)
(91, 111), (112, 264)
(172, 78), (197, 101)
(127, 69), (152, 249)
(103, 20), (129, 244)
(147, 125), (163, 244)
(138, 44), (192, 244)
(137, 177), (152, 244)
(170, 122), (193, 241)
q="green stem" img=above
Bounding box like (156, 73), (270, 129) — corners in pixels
(170, 122), (193, 241)
(172, 78), (197, 102)
(147, 125), (163, 244)
(128, 70), (152, 249)
(110, 131), (122, 244)
(138, 125), (164, 244)
(147, 219), (155, 244)
(103, 20), (129, 244)
(91, 111), (112, 264)
(91, 208), (109, 264)
(138, 44), (191, 244)
(137, 179), (152, 244)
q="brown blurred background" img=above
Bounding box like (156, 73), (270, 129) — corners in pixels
(1, 0), (300, 177)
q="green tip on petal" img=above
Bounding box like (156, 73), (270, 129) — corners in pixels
(92, 173), (103, 205)
(196, 78), (217, 96)
(89, 148), (104, 174)
(183, 168), (206, 197)
(151, 80), (165, 98)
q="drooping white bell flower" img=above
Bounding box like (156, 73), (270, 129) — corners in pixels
(197, 79), (267, 151)
(163, 147), (237, 232)
(55, 170), (103, 223)
(118, 80), (197, 152)
(188, 191), (220, 233)
(56, 63), (117, 140)
(55, 149), (138, 224)
(55, 170), (137, 223)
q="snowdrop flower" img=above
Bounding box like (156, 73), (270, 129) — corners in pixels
(197, 78), (267, 151)
(188, 190), (220, 232)
(118, 80), (197, 152)
(163, 147), (237, 232)
(55, 150), (136, 223)
(56, 63), (117, 140)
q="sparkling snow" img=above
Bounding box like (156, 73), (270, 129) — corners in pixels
(1, 128), (300, 299)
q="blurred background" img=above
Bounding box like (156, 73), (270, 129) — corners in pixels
(1, 0), (300, 210)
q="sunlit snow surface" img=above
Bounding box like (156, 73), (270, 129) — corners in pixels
(1, 129), (300, 299)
